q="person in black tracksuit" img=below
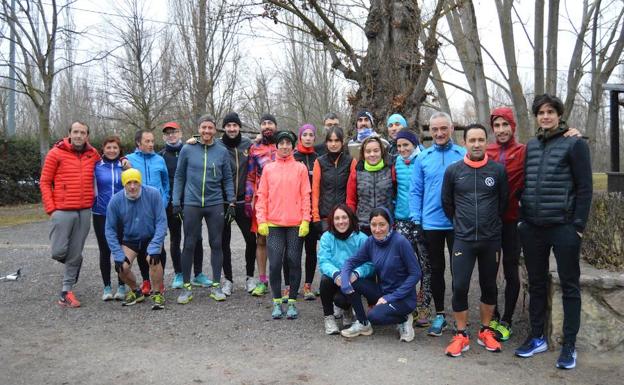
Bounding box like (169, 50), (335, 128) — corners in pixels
(442, 124), (508, 356)
(515, 94), (592, 370)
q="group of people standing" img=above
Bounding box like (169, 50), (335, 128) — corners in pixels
(40, 93), (592, 369)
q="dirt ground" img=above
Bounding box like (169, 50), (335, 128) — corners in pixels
(0, 220), (622, 385)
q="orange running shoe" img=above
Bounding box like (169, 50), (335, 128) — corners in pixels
(281, 286), (290, 303)
(58, 291), (81, 308)
(445, 333), (470, 357)
(141, 280), (151, 296)
(478, 328), (502, 352)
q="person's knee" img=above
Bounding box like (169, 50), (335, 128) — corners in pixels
(256, 235), (266, 246)
(367, 307), (384, 324)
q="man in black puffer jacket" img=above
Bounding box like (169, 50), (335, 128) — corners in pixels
(514, 94), (592, 370)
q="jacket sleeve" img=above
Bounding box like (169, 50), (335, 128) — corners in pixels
(245, 149), (257, 205)
(318, 233), (340, 278)
(300, 164), (311, 222)
(409, 155), (424, 223)
(383, 237), (422, 303)
(160, 157), (169, 207)
(105, 198), (126, 263)
(147, 191), (168, 256)
(172, 147), (187, 207)
(39, 149), (59, 214)
(353, 233), (375, 278)
(255, 165), (269, 224)
(311, 159), (322, 222)
(346, 160), (358, 212)
(221, 151), (235, 203)
(569, 139), (593, 231)
(340, 238), (373, 294)
(441, 165), (455, 220)
(498, 166), (509, 217)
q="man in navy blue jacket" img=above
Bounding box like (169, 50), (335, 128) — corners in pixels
(105, 168), (168, 310)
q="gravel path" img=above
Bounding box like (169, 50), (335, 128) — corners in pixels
(0, 220), (622, 385)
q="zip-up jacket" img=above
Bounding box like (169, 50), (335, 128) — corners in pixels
(409, 141), (466, 230)
(346, 160), (396, 228)
(218, 136), (252, 202)
(125, 149), (169, 207)
(105, 186), (167, 262)
(394, 150), (421, 221)
(245, 142), (277, 206)
(486, 138), (525, 223)
(40, 138), (101, 214)
(318, 231), (374, 279)
(341, 231), (422, 309)
(294, 149), (318, 186)
(255, 154), (311, 227)
(520, 126), (592, 231)
(441, 156), (508, 241)
(159, 142), (183, 206)
(311, 152), (356, 222)
(172, 140), (234, 208)
(92, 157), (124, 216)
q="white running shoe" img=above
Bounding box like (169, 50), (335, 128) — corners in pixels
(398, 313), (415, 342)
(324, 315), (340, 335)
(222, 279), (233, 296)
(340, 320), (373, 338)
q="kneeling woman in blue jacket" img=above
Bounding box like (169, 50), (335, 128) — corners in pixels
(340, 207), (421, 342)
(318, 204), (374, 335)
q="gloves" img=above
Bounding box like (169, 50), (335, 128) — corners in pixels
(298, 220), (310, 237)
(114, 257), (131, 273)
(224, 204), (236, 225)
(148, 254), (161, 265)
(312, 221), (323, 237)
(172, 205), (182, 218)
(244, 202), (253, 218)
(258, 223), (269, 236)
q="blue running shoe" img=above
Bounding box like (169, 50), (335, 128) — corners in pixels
(515, 335), (548, 357)
(191, 273), (213, 287)
(556, 343), (577, 369)
(272, 299), (284, 319)
(102, 286), (113, 301)
(427, 314), (447, 337)
(171, 273), (183, 289)
(286, 300), (298, 320)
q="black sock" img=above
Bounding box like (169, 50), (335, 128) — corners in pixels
(457, 329), (467, 337)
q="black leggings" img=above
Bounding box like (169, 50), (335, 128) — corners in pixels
(494, 221), (521, 324)
(181, 205), (224, 284)
(92, 214), (122, 287)
(166, 208), (204, 276)
(283, 225), (317, 285)
(346, 278), (412, 325)
(222, 203), (257, 281)
(451, 239), (499, 312)
(267, 227), (303, 300)
(423, 229), (454, 313)
(319, 275), (351, 316)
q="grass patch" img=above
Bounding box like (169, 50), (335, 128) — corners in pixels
(593, 173), (607, 192)
(0, 203), (47, 227)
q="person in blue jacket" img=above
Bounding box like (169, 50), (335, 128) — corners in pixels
(105, 168), (168, 310)
(92, 136), (129, 301)
(318, 203), (374, 335)
(409, 111), (465, 336)
(340, 207), (422, 343)
(125, 129), (169, 295)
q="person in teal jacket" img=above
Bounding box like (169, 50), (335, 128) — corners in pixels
(408, 111), (466, 337)
(318, 204), (374, 335)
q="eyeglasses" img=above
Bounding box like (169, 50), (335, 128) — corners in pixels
(164, 130), (181, 136)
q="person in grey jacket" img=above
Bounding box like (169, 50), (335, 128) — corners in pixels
(172, 114), (235, 304)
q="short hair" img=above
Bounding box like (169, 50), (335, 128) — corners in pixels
(101, 135), (124, 157)
(429, 111), (453, 127)
(369, 207), (392, 224)
(359, 136), (387, 163)
(197, 114), (216, 126)
(463, 123), (488, 141)
(532, 94), (564, 117)
(325, 126), (345, 143)
(69, 121), (90, 135)
(323, 112), (339, 123)
(327, 203), (359, 234)
(134, 129), (152, 146)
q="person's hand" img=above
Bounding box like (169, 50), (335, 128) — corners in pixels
(312, 221), (323, 236)
(350, 272), (358, 283)
(114, 257), (131, 273)
(172, 205), (183, 220)
(148, 254), (161, 265)
(186, 136), (199, 144)
(258, 223), (269, 236)
(565, 127), (582, 138)
(120, 158), (131, 170)
(334, 275), (342, 287)
(298, 220), (310, 237)
(225, 204), (236, 225)
(376, 296), (387, 306)
(244, 202), (253, 218)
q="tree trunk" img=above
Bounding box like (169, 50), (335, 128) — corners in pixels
(38, 100), (51, 165)
(534, 0), (545, 96)
(195, 0), (208, 118)
(545, 0), (559, 94)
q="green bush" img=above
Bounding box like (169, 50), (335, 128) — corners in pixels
(582, 192), (624, 271)
(0, 138), (42, 206)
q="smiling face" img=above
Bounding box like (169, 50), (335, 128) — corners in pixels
(357, 116), (372, 130)
(492, 116), (513, 145)
(138, 132), (155, 153)
(430, 116), (453, 146)
(396, 138), (415, 159)
(370, 215), (390, 240)
(224, 122), (240, 139)
(326, 132), (343, 153)
(163, 127), (182, 145)
(363, 140), (382, 165)
(465, 127), (487, 161)
(332, 208), (350, 234)
(536, 103), (561, 131)
(261, 120), (277, 137)
(198, 120), (217, 144)
(277, 138), (293, 157)
(300, 130), (315, 148)
(103, 141), (120, 160)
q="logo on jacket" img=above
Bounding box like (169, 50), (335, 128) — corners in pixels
(485, 177), (495, 187)
(243, 149), (248, 156)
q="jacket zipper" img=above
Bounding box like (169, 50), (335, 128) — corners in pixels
(202, 146), (207, 207)
(474, 167), (478, 241)
(235, 146), (240, 199)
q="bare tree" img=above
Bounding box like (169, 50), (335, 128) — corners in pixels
(545, 0), (560, 94)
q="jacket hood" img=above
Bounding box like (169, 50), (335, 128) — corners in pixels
(490, 107), (517, 134)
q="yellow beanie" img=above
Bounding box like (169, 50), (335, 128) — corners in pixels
(121, 168), (142, 186)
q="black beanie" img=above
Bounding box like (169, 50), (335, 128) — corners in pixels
(222, 112), (242, 128)
(274, 130), (297, 146)
(356, 110), (374, 126)
(260, 113), (277, 125)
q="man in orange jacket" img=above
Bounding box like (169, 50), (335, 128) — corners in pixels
(40, 121), (101, 307)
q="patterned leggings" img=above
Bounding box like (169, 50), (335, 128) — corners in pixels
(395, 219), (432, 310)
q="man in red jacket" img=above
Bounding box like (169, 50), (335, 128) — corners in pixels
(40, 121), (101, 307)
